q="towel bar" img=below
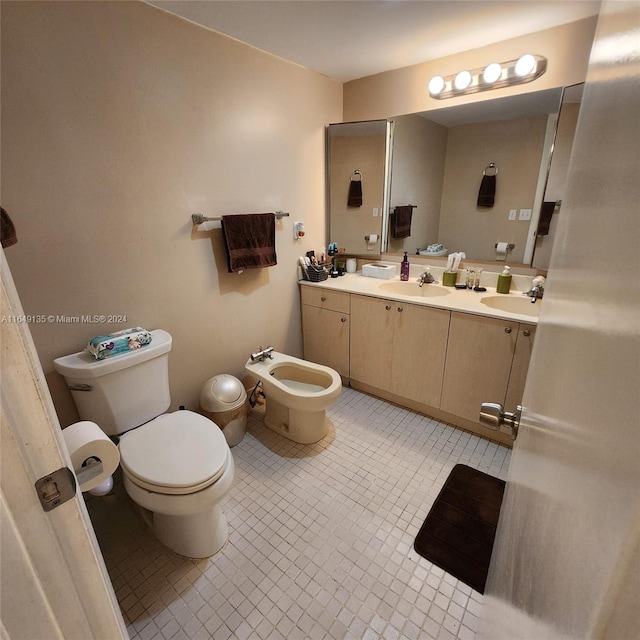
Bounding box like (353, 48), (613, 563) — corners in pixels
(192, 211), (290, 225)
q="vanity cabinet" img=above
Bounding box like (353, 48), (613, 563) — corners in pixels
(350, 294), (450, 408)
(440, 312), (536, 423)
(300, 287), (350, 378)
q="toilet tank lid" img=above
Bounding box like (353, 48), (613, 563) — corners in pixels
(53, 329), (172, 379)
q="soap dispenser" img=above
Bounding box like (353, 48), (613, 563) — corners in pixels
(400, 251), (410, 281)
(497, 265), (512, 294)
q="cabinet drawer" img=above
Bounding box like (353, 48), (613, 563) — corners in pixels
(300, 286), (350, 314)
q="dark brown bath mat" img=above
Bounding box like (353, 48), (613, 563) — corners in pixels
(414, 464), (505, 594)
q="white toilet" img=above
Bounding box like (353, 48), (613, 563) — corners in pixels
(245, 350), (341, 444)
(53, 329), (234, 559)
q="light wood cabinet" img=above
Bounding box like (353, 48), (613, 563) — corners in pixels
(300, 284), (536, 444)
(350, 294), (450, 408)
(505, 323), (536, 409)
(300, 288), (350, 378)
(441, 312), (535, 423)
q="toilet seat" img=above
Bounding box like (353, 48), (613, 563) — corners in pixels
(119, 410), (229, 495)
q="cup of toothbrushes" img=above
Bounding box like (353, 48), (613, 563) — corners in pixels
(442, 270), (458, 286)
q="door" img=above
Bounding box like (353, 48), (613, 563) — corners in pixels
(440, 312), (516, 423)
(480, 2), (639, 637)
(1, 250), (127, 640)
(350, 294), (394, 390)
(391, 303), (449, 407)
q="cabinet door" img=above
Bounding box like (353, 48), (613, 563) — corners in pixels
(350, 295), (394, 390)
(301, 305), (350, 378)
(505, 323), (536, 410)
(441, 312), (517, 424)
(391, 303), (450, 407)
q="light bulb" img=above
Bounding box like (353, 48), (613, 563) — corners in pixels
(454, 70), (472, 91)
(515, 54), (536, 77)
(483, 62), (502, 84)
(428, 75), (445, 96)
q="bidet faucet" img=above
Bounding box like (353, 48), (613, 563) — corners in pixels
(523, 276), (546, 303)
(250, 346), (274, 362)
(417, 270), (435, 287)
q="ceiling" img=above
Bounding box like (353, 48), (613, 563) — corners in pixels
(146, 0), (601, 82)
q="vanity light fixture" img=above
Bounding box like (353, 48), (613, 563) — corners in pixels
(428, 54), (547, 100)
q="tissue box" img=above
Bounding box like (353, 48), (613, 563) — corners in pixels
(362, 263), (397, 279)
(86, 327), (152, 360)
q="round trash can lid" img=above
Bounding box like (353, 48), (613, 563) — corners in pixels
(200, 374), (246, 412)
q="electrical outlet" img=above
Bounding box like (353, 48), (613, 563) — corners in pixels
(373, 207), (379, 217)
(519, 208), (532, 220)
(508, 209), (517, 221)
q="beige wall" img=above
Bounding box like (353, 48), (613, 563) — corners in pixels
(439, 114), (548, 262)
(344, 17), (597, 122)
(387, 115), (448, 254)
(1, 1), (341, 426)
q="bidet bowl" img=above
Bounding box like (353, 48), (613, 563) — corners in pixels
(480, 295), (541, 317)
(378, 281), (452, 298)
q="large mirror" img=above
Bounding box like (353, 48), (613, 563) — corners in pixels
(327, 85), (582, 269)
(326, 120), (393, 256)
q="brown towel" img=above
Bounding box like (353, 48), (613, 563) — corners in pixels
(1, 207), (17, 248)
(477, 174), (496, 208)
(221, 213), (277, 273)
(392, 205), (413, 239)
(348, 177), (362, 207)
(537, 201), (556, 236)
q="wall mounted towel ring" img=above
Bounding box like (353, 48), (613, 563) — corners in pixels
(351, 170), (362, 182)
(483, 163), (498, 176)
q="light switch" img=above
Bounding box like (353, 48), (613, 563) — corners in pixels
(373, 207), (379, 217)
(508, 209), (517, 221)
(519, 209), (532, 220)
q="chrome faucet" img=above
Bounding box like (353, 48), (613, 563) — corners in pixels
(417, 270), (436, 287)
(523, 276), (546, 303)
(250, 345), (274, 362)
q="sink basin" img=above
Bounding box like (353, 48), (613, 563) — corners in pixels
(379, 281), (451, 298)
(480, 295), (541, 317)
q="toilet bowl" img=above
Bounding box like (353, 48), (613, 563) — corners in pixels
(118, 410), (234, 558)
(53, 329), (234, 558)
(245, 351), (341, 444)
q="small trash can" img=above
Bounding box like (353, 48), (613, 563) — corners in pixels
(200, 374), (248, 447)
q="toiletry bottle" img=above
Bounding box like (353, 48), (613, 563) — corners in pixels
(497, 265), (512, 294)
(401, 251), (410, 281)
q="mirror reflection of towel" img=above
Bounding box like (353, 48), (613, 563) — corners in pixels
(221, 213), (277, 273)
(537, 201), (556, 235)
(348, 178), (362, 207)
(392, 205), (413, 239)
(1, 207), (17, 248)
(477, 175), (496, 208)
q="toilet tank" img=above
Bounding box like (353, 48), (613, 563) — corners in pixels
(53, 329), (172, 436)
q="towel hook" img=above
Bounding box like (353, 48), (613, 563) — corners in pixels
(351, 170), (362, 182)
(483, 163), (498, 176)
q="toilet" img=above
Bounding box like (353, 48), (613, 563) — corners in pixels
(245, 350), (341, 444)
(53, 329), (234, 559)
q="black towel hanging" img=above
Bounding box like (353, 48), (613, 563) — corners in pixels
(348, 170), (363, 207)
(477, 163), (497, 208)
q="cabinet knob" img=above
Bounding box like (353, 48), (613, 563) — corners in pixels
(505, 327), (512, 334)
(385, 305), (391, 311)
(523, 329), (531, 337)
(397, 306), (403, 313)
(340, 317), (347, 323)
(321, 296), (327, 302)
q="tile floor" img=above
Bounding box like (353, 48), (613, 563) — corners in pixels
(88, 387), (511, 640)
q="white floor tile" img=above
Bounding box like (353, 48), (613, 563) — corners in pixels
(88, 387), (510, 639)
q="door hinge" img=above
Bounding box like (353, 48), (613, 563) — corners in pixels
(35, 467), (76, 512)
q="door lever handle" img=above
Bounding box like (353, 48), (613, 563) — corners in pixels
(480, 402), (522, 440)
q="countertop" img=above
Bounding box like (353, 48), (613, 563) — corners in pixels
(299, 272), (540, 324)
